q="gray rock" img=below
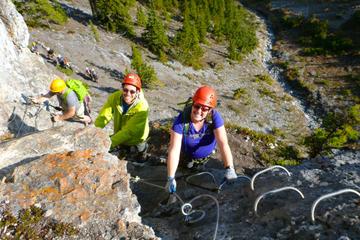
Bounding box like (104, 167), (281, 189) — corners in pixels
(0, 126), (158, 239)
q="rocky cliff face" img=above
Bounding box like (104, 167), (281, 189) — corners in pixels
(0, 0), (58, 137)
(132, 150), (360, 239)
(0, 1), (157, 238)
(0, 125), (157, 239)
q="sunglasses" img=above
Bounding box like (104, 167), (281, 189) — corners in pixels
(123, 88), (136, 94)
(192, 104), (211, 112)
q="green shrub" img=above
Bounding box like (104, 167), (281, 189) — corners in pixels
(271, 127), (285, 137)
(224, 3), (258, 61)
(233, 88), (247, 100)
(56, 65), (73, 76)
(302, 16), (329, 40)
(89, 20), (100, 42)
(255, 74), (274, 85)
(281, 14), (304, 29)
(173, 9), (204, 69)
(90, 0), (135, 36)
(285, 67), (300, 81)
(225, 124), (276, 145)
(136, 7), (147, 26)
(304, 105), (360, 157)
(131, 45), (162, 88)
(277, 61), (289, 69)
(258, 88), (276, 100)
(142, 9), (169, 57)
(0, 205), (78, 238)
(14, 0), (68, 28)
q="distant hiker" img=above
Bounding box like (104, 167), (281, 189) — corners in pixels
(30, 78), (92, 125)
(46, 47), (55, 60)
(95, 73), (149, 160)
(63, 57), (71, 69)
(57, 55), (70, 69)
(165, 86), (238, 193)
(30, 41), (38, 54)
(85, 67), (98, 82)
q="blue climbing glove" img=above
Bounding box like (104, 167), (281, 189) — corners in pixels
(165, 176), (176, 193)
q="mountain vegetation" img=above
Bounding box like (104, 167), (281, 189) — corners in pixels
(130, 44), (161, 88)
(90, 0), (258, 66)
(88, 0), (135, 36)
(13, 0), (68, 27)
(12, 0), (360, 161)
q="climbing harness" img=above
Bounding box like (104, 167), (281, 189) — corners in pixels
(251, 165), (291, 190)
(310, 188), (360, 223)
(128, 176), (220, 240)
(254, 186), (305, 215)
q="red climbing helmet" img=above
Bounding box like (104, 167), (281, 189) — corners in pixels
(123, 73), (142, 90)
(192, 86), (217, 108)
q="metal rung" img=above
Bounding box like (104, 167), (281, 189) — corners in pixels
(251, 165), (291, 190)
(311, 188), (360, 222)
(254, 186), (305, 214)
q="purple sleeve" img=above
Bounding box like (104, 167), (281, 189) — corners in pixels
(172, 112), (184, 134)
(212, 110), (224, 129)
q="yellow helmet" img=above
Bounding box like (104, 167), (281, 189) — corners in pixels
(49, 78), (66, 93)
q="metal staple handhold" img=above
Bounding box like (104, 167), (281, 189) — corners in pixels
(186, 172), (218, 187)
(254, 186), (305, 214)
(311, 188), (360, 222)
(251, 165), (292, 190)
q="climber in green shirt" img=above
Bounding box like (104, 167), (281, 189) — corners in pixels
(95, 73), (150, 160)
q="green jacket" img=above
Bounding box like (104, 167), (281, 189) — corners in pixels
(95, 90), (149, 148)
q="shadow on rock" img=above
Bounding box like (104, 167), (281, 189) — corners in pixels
(7, 111), (37, 138)
(59, 2), (93, 26)
(0, 156), (39, 180)
(88, 62), (124, 81)
(92, 86), (118, 94)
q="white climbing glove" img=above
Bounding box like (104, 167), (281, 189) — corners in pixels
(224, 167), (238, 181)
(165, 176), (176, 193)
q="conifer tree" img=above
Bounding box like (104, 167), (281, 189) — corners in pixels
(142, 9), (169, 58)
(196, 10), (208, 43)
(136, 7), (147, 27)
(131, 44), (144, 71)
(174, 11), (203, 69)
(88, 0), (134, 36)
(131, 45), (160, 88)
(163, 0), (179, 12)
(151, 0), (164, 11)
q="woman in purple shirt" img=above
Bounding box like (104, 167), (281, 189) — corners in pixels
(166, 86), (238, 193)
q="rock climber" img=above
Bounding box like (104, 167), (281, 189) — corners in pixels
(30, 78), (91, 125)
(95, 73), (149, 161)
(165, 86), (238, 193)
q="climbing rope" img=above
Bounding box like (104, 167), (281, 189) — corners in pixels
(11, 96), (59, 138)
(129, 176), (220, 240)
(185, 171), (251, 192)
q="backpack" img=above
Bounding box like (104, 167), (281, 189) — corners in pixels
(177, 97), (214, 136)
(65, 79), (89, 101)
(64, 79), (92, 115)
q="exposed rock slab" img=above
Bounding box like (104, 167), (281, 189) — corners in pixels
(0, 125), (109, 176)
(0, 126), (158, 239)
(131, 150), (360, 239)
(0, 0), (61, 137)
